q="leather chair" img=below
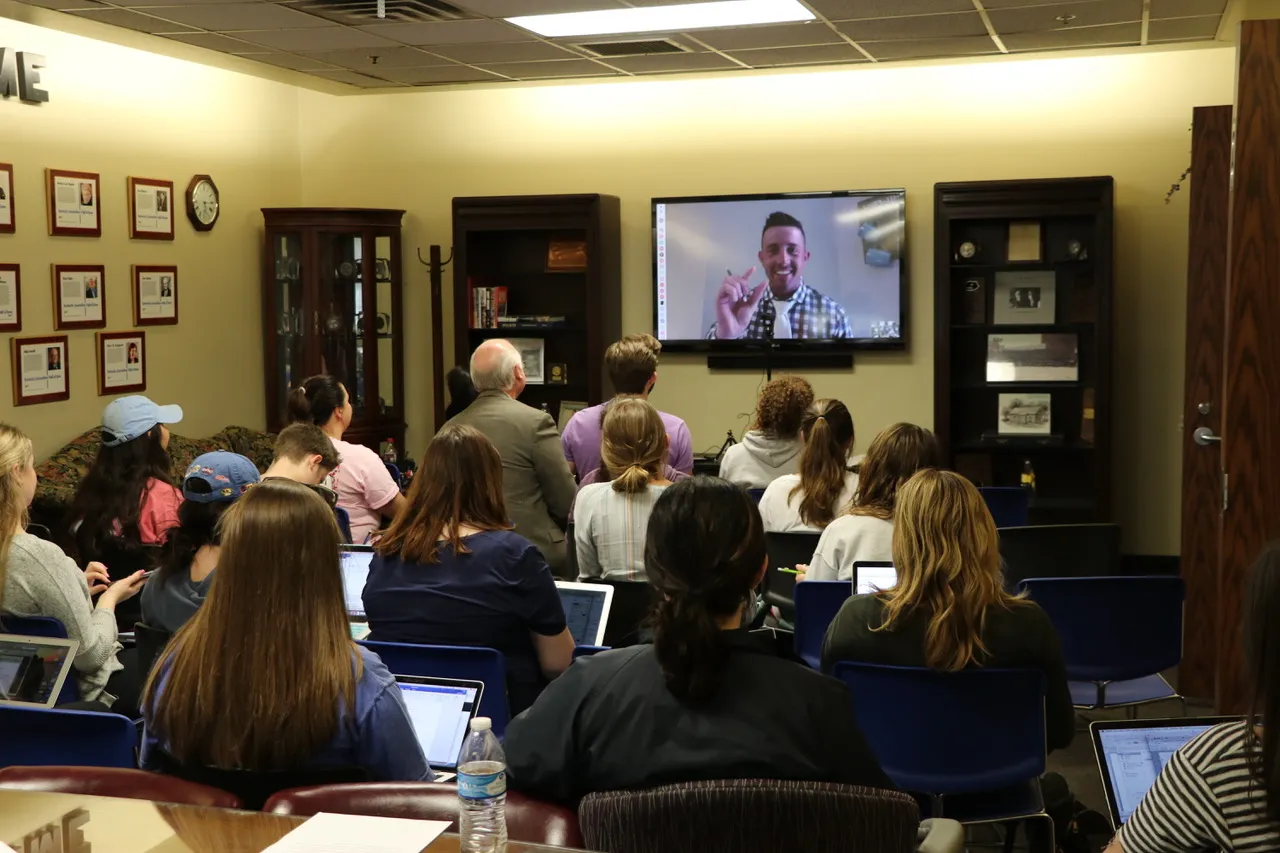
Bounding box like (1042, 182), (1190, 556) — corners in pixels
(150, 749), (367, 812)
(0, 766), (241, 809)
(263, 782), (583, 848)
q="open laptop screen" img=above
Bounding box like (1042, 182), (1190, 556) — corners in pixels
(1095, 721), (1223, 824)
(0, 635), (78, 708)
(555, 582), (613, 647)
(395, 677), (482, 771)
(340, 546), (374, 620)
(854, 562), (897, 596)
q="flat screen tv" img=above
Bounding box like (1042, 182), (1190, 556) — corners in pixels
(653, 189), (906, 352)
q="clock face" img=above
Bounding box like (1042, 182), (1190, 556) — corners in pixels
(959, 241), (977, 260)
(191, 180), (218, 225)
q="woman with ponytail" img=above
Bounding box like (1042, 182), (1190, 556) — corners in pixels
(572, 399), (672, 581)
(506, 476), (890, 806)
(759, 398), (858, 533)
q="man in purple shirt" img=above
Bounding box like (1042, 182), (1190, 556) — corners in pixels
(562, 333), (693, 482)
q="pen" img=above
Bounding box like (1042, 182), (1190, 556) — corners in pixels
(776, 567), (803, 575)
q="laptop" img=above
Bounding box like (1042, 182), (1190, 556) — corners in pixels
(394, 675), (484, 782)
(0, 634), (79, 708)
(555, 581), (614, 646)
(340, 545), (375, 638)
(1092, 716), (1242, 827)
(854, 561), (896, 595)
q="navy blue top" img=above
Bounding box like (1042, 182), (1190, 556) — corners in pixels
(362, 529), (567, 714)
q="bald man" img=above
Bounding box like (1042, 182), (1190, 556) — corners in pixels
(445, 339), (578, 576)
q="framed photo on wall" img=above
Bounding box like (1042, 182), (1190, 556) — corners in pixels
(0, 163), (14, 234)
(128, 177), (175, 240)
(993, 270), (1056, 325)
(52, 264), (106, 330)
(47, 169), (101, 237)
(97, 331), (146, 395)
(11, 334), (69, 406)
(0, 264), (20, 332)
(132, 265), (178, 325)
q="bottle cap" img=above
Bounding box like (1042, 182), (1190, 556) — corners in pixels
(470, 717), (492, 732)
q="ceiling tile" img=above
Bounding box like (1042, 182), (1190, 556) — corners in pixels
(813, 0), (975, 18)
(730, 43), (867, 66)
(163, 31), (275, 51)
(431, 40), (580, 62)
(374, 64), (506, 83)
(233, 26), (399, 50)
(863, 34), (1000, 60)
(836, 11), (989, 41)
(1147, 14), (1221, 39)
(65, 7), (195, 32)
(248, 51), (342, 70)
(478, 58), (619, 78)
(1002, 20), (1141, 49)
(604, 52), (740, 73)
(359, 17), (526, 44)
(695, 22), (841, 50)
(1149, 0), (1225, 17)
(297, 45), (452, 68)
(453, 0), (625, 13)
(987, 0), (1142, 33)
(307, 68), (401, 86)
(146, 2), (334, 30)
(14, 0), (105, 9)
(111, 0), (260, 7)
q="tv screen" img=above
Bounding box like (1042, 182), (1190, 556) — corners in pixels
(653, 190), (906, 350)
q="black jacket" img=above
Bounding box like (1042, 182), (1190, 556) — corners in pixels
(505, 630), (892, 805)
(821, 595), (1075, 751)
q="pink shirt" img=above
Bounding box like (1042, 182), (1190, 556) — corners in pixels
(138, 478), (183, 544)
(329, 438), (401, 544)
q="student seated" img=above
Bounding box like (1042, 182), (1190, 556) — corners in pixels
(759, 398), (858, 533)
(804, 423), (939, 581)
(263, 423), (346, 537)
(362, 425), (574, 715)
(444, 366), (478, 421)
(505, 476), (892, 805)
(718, 376), (814, 489)
(0, 424), (147, 711)
(821, 469), (1073, 752)
(289, 375), (405, 544)
(140, 452), (259, 634)
(574, 399), (673, 581)
(140, 479), (429, 782)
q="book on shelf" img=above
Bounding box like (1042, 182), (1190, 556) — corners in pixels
(496, 315), (568, 328)
(469, 286), (508, 328)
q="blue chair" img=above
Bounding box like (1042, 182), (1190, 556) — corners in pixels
(747, 488), (765, 504)
(979, 487), (1030, 528)
(793, 581), (852, 669)
(385, 462), (402, 488)
(0, 706), (137, 768)
(358, 640), (510, 735)
(1019, 576), (1185, 714)
(573, 645), (609, 659)
(334, 507), (354, 544)
(0, 615), (79, 704)
(833, 662), (1053, 850)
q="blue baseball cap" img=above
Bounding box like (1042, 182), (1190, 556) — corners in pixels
(182, 452), (260, 504)
(101, 395), (183, 447)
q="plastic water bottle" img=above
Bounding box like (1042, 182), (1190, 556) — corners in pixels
(457, 717), (507, 852)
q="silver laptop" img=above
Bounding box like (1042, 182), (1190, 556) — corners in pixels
(853, 561), (896, 596)
(340, 545), (375, 634)
(555, 581), (614, 646)
(394, 675), (484, 778)
(0, 634), (78, 708)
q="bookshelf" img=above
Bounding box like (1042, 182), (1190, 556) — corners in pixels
(933, 177), (1114, 524)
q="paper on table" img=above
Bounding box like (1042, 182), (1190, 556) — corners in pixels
(262, 812), (450, 853)
(0, 842), (15, 853)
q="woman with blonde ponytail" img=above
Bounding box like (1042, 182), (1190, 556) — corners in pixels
(573, 398), (672, 581)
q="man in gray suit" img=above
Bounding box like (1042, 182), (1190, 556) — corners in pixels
(446, 339), (578, 576)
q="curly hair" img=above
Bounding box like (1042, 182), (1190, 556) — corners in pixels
(753, 376), (814, 439)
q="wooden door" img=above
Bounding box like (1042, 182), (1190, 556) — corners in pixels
(1177, 105), (1232, 701)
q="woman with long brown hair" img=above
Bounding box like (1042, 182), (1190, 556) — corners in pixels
(363, 424), (574, 714)
(759, 398), (857, 533)
(805, 422), (940, 581)
(140, 479), (429, 780)
(821, 469), (1073, 751)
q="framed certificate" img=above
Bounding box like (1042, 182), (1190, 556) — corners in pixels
(52, 264), (106, 330)
(133, 265), (178, 325)
(0, 264), (20, 332)
(11, 335), (69, 406)
(128, 177), (175, 240)
(97, 331), (146, 395)
(47, 169), (101, 238)
(0, 164), (14, 234)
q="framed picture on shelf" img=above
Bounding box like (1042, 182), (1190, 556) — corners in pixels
(133, 265), (178, 325)
(987, 333), (1078, 383)
(998, 393), (1052, 436)
(1006, 221), (1042, 262)
(0, 163), (14, 234)
(0, 264), (20, 332)
(96, 331), (146, 395)
(11, 334), (69, 406)
(46, 168), (101, 237)
(558, 400), (587, 433)
(510, 338), (545, 385)
(52, 264), (106, 330)
(128, 177), (175, 240)
(546, 238), (588, 272)
(993, 270), (1056, 324)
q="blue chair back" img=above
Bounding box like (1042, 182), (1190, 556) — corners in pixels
(385, 462), (402, 487)
(792, 581), (852, 668)
(358, 640), (510, 735)
(747, 488), (765, 504)
(0, 615), (79, 704)
(573, 645), (609, 659)
(979, 487), (1030, 528)
(833, 663), (1046, 794)
(0, 706), (137, 768)
(1018, 576), (1184, 682)
(333, 507), (354, 544)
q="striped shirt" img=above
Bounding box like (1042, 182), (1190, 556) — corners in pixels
(1119, 721), (1280, 853)
(572, 483), (668, 581)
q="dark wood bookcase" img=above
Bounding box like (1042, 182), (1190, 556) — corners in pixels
(933, 177), (1114, 524)
(450, 194), (622, 430)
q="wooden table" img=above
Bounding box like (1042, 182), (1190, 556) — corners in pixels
(0, 789), (587, 853)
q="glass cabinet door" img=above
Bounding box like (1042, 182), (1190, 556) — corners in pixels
(316, 230), (365, 410)
(373, 233), (398, 420)
(271, 231), (305, 424)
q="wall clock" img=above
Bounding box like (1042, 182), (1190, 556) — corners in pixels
(185, 175), (219, 232)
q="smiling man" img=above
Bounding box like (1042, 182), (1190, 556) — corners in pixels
(707, 211), (852, 340)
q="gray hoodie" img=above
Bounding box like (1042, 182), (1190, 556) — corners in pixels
(717, 430), (805, 490)
(140, 568), (212, 634)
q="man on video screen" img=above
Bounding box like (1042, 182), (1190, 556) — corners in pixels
(707, 211), (851, 340)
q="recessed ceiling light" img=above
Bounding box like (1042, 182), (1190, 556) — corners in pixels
(1056, 14), (1077, 23)
(506, 0), (815, 39)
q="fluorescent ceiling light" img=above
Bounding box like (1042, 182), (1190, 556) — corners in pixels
(506, 0), (815, 39)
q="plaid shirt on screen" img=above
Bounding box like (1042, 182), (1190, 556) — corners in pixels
(706, 282), (852, 340)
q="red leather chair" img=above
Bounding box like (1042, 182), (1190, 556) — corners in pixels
(263, 782), (583, 848)
(0, 766), (241, 809)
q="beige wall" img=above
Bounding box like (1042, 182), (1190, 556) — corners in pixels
(0, 16), (302, 461)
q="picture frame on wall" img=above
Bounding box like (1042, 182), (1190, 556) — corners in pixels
(97, 330), (146, 395)
(986, 333), (1079, 383)
(0, 163), (14, 234)
(997, 393), (1052, 436)
(133, 265), (178, 325)
(47, 169), (101, 238)
(993, 270), (1056, 325)
(52, 264), (106, 330)
(0, 264), (20, 332)
(11, 334), (69, 406)
(128, 177), (175, 241)
(558, 400), (587, 433)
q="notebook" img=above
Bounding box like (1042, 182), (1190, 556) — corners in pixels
(1092, 716), (1241, 827)
(555, 581), (614, 646)
(0, 634), (78, 708)
(394, 675), (484, 773)
(340, 545), (375, 621)
(854, 561), (896, 595)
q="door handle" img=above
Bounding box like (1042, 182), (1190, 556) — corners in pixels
(1193, 427), (1222, 446)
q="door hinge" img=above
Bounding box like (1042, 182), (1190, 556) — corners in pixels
(1223, 472), (1229, 513)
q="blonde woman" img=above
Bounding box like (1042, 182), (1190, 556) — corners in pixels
(820, 469), (1073, 751)
(573, 399), (673, 581)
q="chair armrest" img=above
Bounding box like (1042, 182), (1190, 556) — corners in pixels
(917, 819), (964, 853)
